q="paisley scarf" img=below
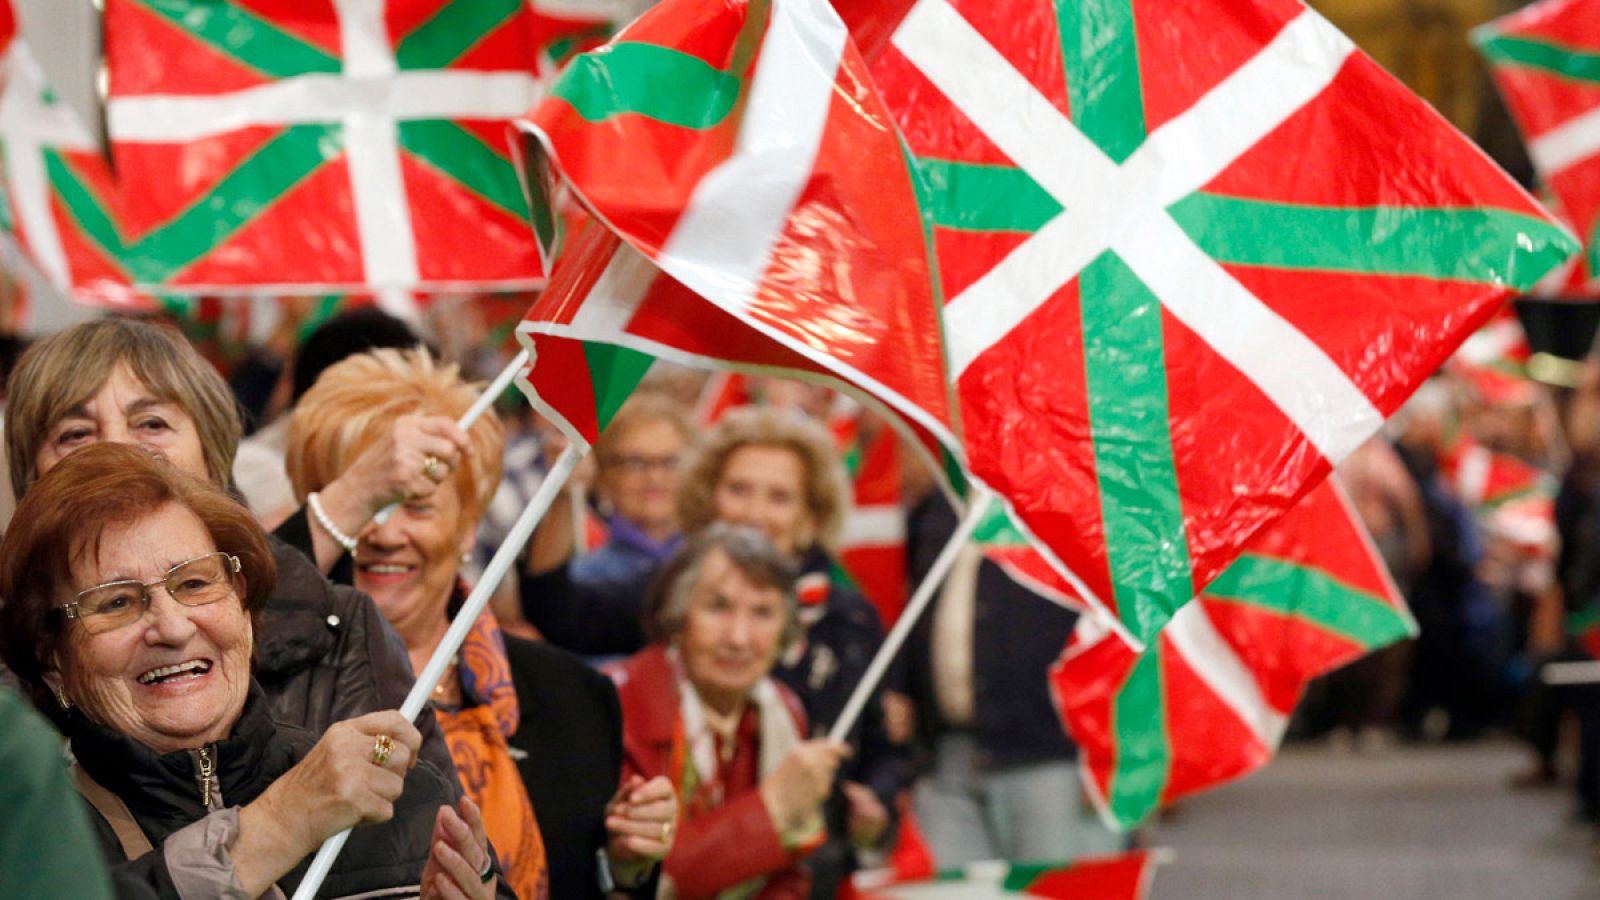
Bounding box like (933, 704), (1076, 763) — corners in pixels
(432, 602), (549, 900)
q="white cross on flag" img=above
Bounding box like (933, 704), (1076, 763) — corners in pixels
(842, 0), (1575, 645)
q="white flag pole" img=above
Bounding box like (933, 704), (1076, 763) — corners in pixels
(371, 348), (530, 526)
(292, 442), (582, 900)
(828, 489), (994, 743)
(1542, 660), (1600, 685)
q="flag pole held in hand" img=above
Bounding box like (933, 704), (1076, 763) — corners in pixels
(292, 442), (583, 900)
(371, 348), (530, 526)
(828, 489), (995, 744)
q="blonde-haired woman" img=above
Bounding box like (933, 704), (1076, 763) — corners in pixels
(289, 348), (676, 899)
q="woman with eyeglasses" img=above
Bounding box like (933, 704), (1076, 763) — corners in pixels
(0, 443), (505, 899)
(3, 318), (457, 775)
(521, 392), (692, 657)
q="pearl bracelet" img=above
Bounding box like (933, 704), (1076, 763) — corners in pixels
(307, 491), (359, 554)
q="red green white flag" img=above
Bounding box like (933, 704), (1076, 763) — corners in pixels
(516, 0), (960, 463)
(1475, 0), (1600, 292)
(82, 0), (549, 295)
(0, 41), (139, 305)
(1447, 306), (1538, 405)
(1051, 480), (1416, 831)
(518, 0), (960, 490)
(850, 853), (1169, 900)
(849, 0), (1575, 647)
(1438, 437), (1559, 559)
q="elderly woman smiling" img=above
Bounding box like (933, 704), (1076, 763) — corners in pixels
(612, 524), (849, 899)
(0, 443), (503, 899)
(288, 348), (678, 899)
(3, 318), (458, 775)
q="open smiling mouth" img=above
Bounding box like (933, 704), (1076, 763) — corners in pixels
(137, 659), (212, 685)
(357, 563), (416, 577)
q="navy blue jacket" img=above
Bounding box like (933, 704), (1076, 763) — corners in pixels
(903, 490), (1080, 771)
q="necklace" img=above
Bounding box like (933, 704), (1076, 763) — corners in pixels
(430, 660), (460, 705)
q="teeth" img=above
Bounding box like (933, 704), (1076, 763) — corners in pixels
(362, 564), (413, 574)
(138, 660), (211, 685)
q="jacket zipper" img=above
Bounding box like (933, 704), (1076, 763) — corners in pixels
(194, 746), (220, 811)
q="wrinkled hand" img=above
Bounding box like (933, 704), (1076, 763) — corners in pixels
(605, 775), (676, 885)
(759, 739), (848, 833)
(606, 775), (677, 863)
(329, 414), (473, 517)
(842, 781), (889, 849)
(252, 711), (421, 853)
(421, 797), (496, 900)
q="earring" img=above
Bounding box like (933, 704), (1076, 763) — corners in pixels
(53, 686), (71, 710)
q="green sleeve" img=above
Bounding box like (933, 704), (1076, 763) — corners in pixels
(0, 689), (115, 900)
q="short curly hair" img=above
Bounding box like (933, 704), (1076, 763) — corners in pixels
(644, 523), (801, 651)
(284, 348), (505, 518)
(676, 405), (849, 552)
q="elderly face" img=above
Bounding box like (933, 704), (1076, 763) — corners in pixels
(712, 444), (815, 556)
(355, 478), (473, 645)
(35, 363), (208, 484)
(49, 502), (252, 754)
(678, 547), (787, 715)
(599, 418), (686, 536)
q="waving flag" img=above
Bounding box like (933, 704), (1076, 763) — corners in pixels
(852, 853), (1169, 900)
(846, 0), (1574, 646)
(1438, 437), (1559, 558)
(0, 42), (138, 304)
(1448, 306), (1538, 404)
(1051, 481), (1416, 830)
(517, 0), (960, 465)
(88, 0), (548, 295)
(1476, 0), (1600, 290)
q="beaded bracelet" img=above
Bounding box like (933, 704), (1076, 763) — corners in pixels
(307, 491), (359, 554)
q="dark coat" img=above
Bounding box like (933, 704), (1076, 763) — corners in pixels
(504, 635), (657, 899)
(257, 529), (457, 779)
(519, 559), (651, 657)
(773, 550), (910, 898)
(903, 491), (1080, 771)
(68, 683), (499, 900)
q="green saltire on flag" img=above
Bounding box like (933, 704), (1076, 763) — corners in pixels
(1052, 480), (1416, 831)
(70, 0), (549, 297)
(853, 0), (1576, 651)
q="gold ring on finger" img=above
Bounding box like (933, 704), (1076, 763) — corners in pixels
(422, 455), (444, 482)
(660, 820), (673, 842)
(372, 733), (394, 767)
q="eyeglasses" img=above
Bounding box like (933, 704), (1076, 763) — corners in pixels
(603, 453), (681, 475)
(60, 552), (241, 635)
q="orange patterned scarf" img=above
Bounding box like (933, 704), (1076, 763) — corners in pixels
(433, 608), (549, 900)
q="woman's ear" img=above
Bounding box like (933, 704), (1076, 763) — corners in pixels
(41, 667), (70, 709)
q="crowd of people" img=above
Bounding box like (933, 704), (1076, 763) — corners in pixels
(8, 298), (1600, 898)
(0, 308), (1123, 899)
